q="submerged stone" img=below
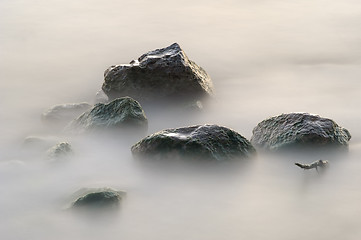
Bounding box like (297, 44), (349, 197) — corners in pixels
(102, 43), (214, 104)
(42, 102), (92, 124)
(185, 100), (203, 111)
(23, 136), (60, 151)
(251, 113), (351, 151)
(131, 124), (255, 161)
(67, 97), (148, 133)
(47, 142), (73, 159)
(71, 188), (125, 209)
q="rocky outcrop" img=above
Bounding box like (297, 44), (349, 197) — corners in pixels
(42, 102), (92, 124)
(101, 43), (214, 104)
(71, 188), (125, 209)
(67, 97), (148, 132)
(131, 124), (255, 161)
(251, 113), (351, 150)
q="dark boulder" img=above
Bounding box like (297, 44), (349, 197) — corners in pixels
(251, 113), (351, 151)
(71, 188), (125, 209)
(131, 124), (255, 161)
(101, 43), (214, 104)
(67, 97), (148, 133)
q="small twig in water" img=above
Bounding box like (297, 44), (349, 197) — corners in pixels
(295, 160), (329, 172)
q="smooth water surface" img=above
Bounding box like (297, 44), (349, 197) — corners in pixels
(1, 1), (361, 239)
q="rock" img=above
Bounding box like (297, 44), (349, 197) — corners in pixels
(67, 97), (148, 133)
(71, 188), (125, 209)
(47, 142), (73, 159)
(102, 43), (214, 104)
(251, 113), (351, 150)
(42, 102), (92, 124)
(131, 124), (256, 161)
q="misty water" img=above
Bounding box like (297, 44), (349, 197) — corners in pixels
(1, 1), (361, 239)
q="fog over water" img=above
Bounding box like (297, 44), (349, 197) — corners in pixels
(1, 0), (361, 239)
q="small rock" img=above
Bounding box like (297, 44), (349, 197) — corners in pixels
(102, 43), (214, 104)
(47, 142), (73, 159)
(131, 124), (256, 161)
(71, 188), (125, 209)
(251, 113), (351, 151)
(67, 97), (148, 133)
(42, 102), (92, 125)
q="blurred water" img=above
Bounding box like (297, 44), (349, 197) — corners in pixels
(1, 0), (361, 239)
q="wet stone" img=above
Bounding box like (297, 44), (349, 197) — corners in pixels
(251, 113), (351, 151)
(131, 124), (256, 162)
(71, 188), (125, 209)
(102, 43), (214, 105)
(67, 97), (148, 133)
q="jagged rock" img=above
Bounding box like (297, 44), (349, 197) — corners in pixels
(42, 102), (92, 124)
(102, 43), (214, 104)
(47, 142), (73, 159)
(251, 113), (351, 150)
(67, 97), (148, 133)
(131, 124), (255, 161)
(71, 188), (125, 209)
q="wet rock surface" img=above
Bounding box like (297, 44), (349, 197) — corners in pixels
(102, 43), (214, 104)
(42, 102), (92, 124)
(67, 97), (148, 132)
(131, 124), (256, 161)
(251, 113), (351, 150)
(71, 188), (125, 209)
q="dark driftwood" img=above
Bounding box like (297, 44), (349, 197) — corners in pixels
(295, 160), (329, 171)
